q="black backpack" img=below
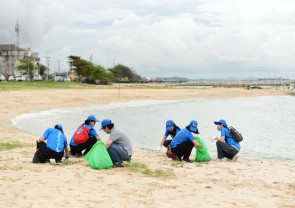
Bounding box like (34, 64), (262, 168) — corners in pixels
(228, 126), (243, 142)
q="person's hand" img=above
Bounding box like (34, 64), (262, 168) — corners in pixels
(210, 136), (217, 142)
(156, 146), (162, 152)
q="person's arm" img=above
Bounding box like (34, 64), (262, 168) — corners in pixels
(64, 147), (69, 159)
(38, 136), (45, 142)
(192, 139), (202, 148)
(216, 135), (225, 142)
(159, 136), (167, 147)
(105, 139), (113, 149)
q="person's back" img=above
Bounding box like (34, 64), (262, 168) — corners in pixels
(110, 127), (133, 156)
(44, 128), (67, 152)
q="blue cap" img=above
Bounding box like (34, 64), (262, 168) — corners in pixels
(189, 120), (199, 133)
(86, 115), (99, 122)
(214, 119), (227, 127)
(55, 124), (63, 131)
(166, 120), (175, 131)
(100, 119), (112, 130)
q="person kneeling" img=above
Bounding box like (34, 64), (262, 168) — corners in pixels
(101, 119), (133, 167)
(32, 124), (69, 165)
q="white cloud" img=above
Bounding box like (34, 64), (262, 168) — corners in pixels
(1, 0), (295, 78)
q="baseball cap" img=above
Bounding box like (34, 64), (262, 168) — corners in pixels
(189, 120), (199, 133)
(214, 119), (227, 127)
(100, 119), (112, 130)
(86, 115), (99, 122)
(54, 124), (63, 131)
(166, 120), (175, 131)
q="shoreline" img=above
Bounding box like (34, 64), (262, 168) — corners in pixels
(0, 87), (294, 208)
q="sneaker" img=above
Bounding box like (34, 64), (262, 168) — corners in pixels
(183, 158), (193, 163)
(232, 154), (239, 162)
(55, 159), (62, 165)
(113, 162), (124, 167)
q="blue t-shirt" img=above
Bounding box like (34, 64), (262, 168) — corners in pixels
(42, 128), (68, 153)
(164, 127), (181, 138)
(170, 128), (195, 149)
(221, 127), (240, 150)
(70, 124), (99, 146)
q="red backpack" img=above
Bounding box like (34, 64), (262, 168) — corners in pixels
(73, 125), (91, 144)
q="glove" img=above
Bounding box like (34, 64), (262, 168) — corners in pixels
(156, 146), (162, 152)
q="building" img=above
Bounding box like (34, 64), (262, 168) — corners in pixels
(0, 44), (40, 75)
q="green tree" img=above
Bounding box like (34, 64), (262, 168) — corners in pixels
(108, 64), (141, 82)
(17, 59), (38, 75)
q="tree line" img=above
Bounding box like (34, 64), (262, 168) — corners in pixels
(16, 55), (143, 84)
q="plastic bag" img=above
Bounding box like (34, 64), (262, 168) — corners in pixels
(85, 141), (113, 169)
(194, 137), (212, 162)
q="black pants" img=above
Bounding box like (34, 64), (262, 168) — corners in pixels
(171, 140), (194, 161)
(216, 141), (239, 160)
(163, 139), (172, 148)
(70, 136), (97, 156)
(33, 142), (64, 163)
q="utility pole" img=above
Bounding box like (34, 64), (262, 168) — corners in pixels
(57, 59), (61, 74)
(45, 56), (51, 80)
(15, 20), (20, 75)
(90, 54), (93, 63)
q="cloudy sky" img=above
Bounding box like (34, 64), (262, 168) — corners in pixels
(1, 0), (295, 79)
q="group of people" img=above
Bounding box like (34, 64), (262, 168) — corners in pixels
(32, 115), (240, 167)
(32, 115), (133, 167)
(157, 119), (241, 162)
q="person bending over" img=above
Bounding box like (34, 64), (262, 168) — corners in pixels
(157, 120), (181, 152)
(70, 115), (101, 157)
(170, 120), (202, 162)
(32, 124), (69, 164)
(101, 119), (133, 167)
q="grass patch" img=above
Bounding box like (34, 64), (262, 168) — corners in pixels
(62, 159), (76, 166)
(0, 165), (23, 170)
(195, 163), (203, 167)
(171, 161), (184, 168)
(0, 81), (213, 91)
(0, 141), (34, 151)
(125, 162), (174, 177)
(228, 169), (236, 175)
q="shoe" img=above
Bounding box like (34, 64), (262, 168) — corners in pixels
(183, 158), (193, 163)
(55, 159), (62, 165)
(172, 154), (181, 161)
(113, 162), (124, 167)
(232, 154), (239, 162)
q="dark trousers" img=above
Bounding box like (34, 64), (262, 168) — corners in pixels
(171, 140), (194, 161)
(70, 136), (97, 156)
(216, 141), (239, 160)
(163, 139), (172, 148)
(34, 142), (64, 162)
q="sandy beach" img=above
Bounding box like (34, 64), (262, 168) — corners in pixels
(0, 86), (294, 208)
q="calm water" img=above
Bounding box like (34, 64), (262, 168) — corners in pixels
(13, 96), (295, 161)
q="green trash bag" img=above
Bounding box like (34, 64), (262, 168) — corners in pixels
(85, 141), (113, 169)
(194, 137), (212, 162)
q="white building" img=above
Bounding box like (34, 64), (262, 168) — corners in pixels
(0, 44), (40, 75)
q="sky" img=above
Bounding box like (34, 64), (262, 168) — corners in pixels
(0, 0), (295, 79)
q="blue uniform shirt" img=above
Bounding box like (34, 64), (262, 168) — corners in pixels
(164, 127), (181, 138)
(221, 127), (240, 150)
(42, 128), (68, 153)
(70, 124), (99, 146)
(170, 128), (195, 149)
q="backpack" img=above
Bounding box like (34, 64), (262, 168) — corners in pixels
(228, 126), (243, 142)
(73, 125), (91, 144)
